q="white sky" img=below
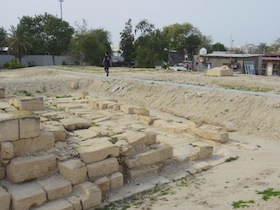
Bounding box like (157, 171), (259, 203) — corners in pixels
(1, 0), (280, 47)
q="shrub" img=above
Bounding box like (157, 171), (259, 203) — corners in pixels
(4, 59), (24, 69)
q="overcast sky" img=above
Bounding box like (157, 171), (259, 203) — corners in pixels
(1, 0), (280, 48)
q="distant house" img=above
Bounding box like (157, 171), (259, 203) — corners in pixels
(262, 54), (280, 76)
(194, 51), (263, 75)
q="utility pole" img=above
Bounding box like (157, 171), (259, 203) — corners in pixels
(59, 0), (64, 19)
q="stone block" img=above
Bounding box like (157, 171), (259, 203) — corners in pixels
(120, 104), (135, 114)
(118, 131), (157, 147)
(58, 159), (87, 185)
(189, 122), (228, 142)
(2, 181), (46, 210)
(74, 92), (89, 100)
(189, 142), (213, 161)
(32, 199), (73, 210)
(138, 115), (158, 126)
(60, 116), (91, 131)
(77, 138), (119, 164)
(94, 177), (110, 193)
(0, 88), (5, 98)
(67, 196), (82, 210)
(6, 155), (57, 183)
(87, 158), (119, 181)
(125, 144), (173, 169)
(134, 107), (150, 116)
(74, 182), (102, 210)
(126, 165), (159, 180)
(12, 131), (55, 156)
(12, 97), (45, 111)
(0, 166), (5, 180)
(109, 172), (124, 190)
(42, 124), (66, 144)
(194, 161), (212, 172)
(37, 175), (72, 201)
(0, 186), (10, 210)
(15, 111), (40, 139)
(206, 66), (233, 77)
(0, 142), (14, 160)
(0, 113), (19, 142)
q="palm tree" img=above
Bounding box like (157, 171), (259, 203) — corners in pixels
(8, 25), (32, 64)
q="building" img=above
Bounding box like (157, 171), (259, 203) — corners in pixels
(194, 51), (263, 75)
(262, 54), (280, 76)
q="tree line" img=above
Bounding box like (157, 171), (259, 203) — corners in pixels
(0, 13), (279, 68)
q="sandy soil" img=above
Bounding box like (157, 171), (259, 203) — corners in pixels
(1, 66), (280, 209)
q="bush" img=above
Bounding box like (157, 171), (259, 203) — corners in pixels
(4, 59), (24, 69)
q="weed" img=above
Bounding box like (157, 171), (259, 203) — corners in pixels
(18, 89), (33, 96)
(225, 156), (239, 162)
(91, 122), (99, 127)
(109, 136), (118, 144)
(256, 188), (280, 200)
(231, 200), (255, 209)
(224, 109), (229, 112)
(55, 95), (72, 98)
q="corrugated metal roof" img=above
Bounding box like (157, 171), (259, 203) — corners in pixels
(200, 53), (263, 58)
(263, 57), (280, 61)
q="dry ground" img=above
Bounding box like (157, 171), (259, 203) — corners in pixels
(1, 66), (280, 209)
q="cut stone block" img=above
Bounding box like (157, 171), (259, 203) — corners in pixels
(74, 182), (102, 210)
(0, 142), (14, 160)
(125, 144), (173, 169)
(109, 172), (124, 190)
(0, 186), (10, 210)
(60, 116), (91, 131)
(37, 175), (72, 201)
(117, 131), (157, 148)
(2, 181), (46, 210)
(94, 177), (110, 193)
(74, 92), (89, 100)
(87, 158), (119, 181)
(126, 165), (159, 180)
(189, 122), (228, 142)
(77, 138), (119, 164)
(10, 97), (45, 111)
(58, 159), (87, 185)
(120, 104), (135, 114)
(5, 110), (41, 139)
(32, 199), (73, 210)
(12, 131), (55, 156)
(67, 196), (82, 210)
(95, 101), (115, 109)
(0, 88), (5, 98)
(206, 65), (233, 77)
(6, 155), (57, 183)
(194, 161), (212, 172)
(0, 166), (5, 180)
(0, 113), (19, 142)
(138, 115), (159, 126)
(43, 121), (68, 141)
(134, 107), (150, 116)
(190, 142), (213, 161)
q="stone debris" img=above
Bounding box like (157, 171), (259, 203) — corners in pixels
(0, 90), (233, 209)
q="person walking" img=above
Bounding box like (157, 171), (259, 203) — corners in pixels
(102, 51), (112, 76)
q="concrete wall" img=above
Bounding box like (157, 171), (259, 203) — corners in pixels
(0, 55), (70, 68)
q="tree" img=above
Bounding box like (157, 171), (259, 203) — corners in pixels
(135, 29), (167, 68)
(7, 24), (32, 64)
(198, 35), (213, 53)
(257, 42), (268, 54)
(120, 19), (135, 66)
(212, 42), (226, 52)
(0, 27), (8, 51)
(19, 13), (74, 64)
(135, 19), (155, 36)
(69, 28), (112, 65)
(270, 38), (280, 53)
(163, 23), (202, 57)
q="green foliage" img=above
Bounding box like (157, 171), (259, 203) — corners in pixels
(7, 24), (32, 64)
(225, 156), (239, 162)
(0, 27), (8, 49)
(17, 89), (33, 96)
(19, 13), (74, 61)
(120, 19), (136, 66)
(69, 28), (111, 65)
(231, 200), (255, 209)
(108, 137), (118, 144)
(212, 42), (226, 52)
(256, 188), (280, 201)
(4, 59), (24, 69)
